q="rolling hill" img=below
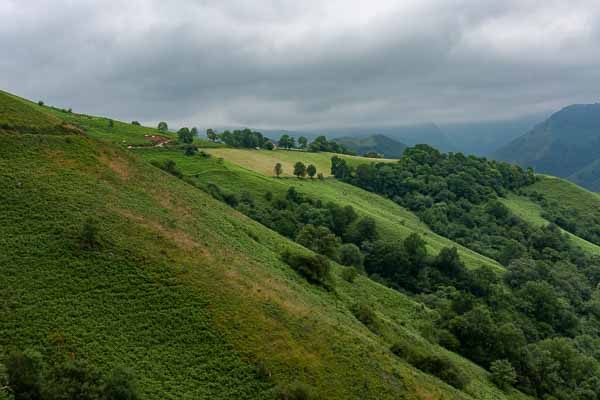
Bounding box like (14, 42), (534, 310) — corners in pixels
(0, 91), (535, 399)
(6, 89), (600, 400)
(493, 103), (600, 190)
(332, 134), (407, 158)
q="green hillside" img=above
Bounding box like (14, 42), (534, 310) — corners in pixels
(0, 91), (534, 399)
(138, 147), (500, 271)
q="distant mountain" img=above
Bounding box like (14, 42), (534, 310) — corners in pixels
(333, 134), (407, 158)
(440, 113), (546, 156)
(321, 123), (455, 152)
(492, 103), (600, 190)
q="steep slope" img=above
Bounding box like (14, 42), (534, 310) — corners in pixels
(136, 148), (501, 271)
(0, 91), (530, 399)
(333, 134), (407, 158)
(493, 104), (600, 190)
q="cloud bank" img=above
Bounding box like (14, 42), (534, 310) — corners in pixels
(2, 0), (600, 129)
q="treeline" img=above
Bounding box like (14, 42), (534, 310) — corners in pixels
(1, 346), (138, 400)
(204, 129), (353, 155)
(331, 144), (600, 399)
(279, 134), (354, 155)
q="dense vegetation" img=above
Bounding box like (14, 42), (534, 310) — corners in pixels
(332, 144), (600, 399)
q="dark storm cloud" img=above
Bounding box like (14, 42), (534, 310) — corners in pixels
(2, 0), (600, 129)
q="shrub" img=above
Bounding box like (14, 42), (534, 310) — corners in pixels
(38, 100), (44, 106)
(5, 349), (44, 400)
(282, 250), (331, 286)
(80, 218), (100, 250)
(151, 159), (182, 178)
(317, 173), (324, 180)
(107, 119), (114, 128)
(390, 341), (469, 389)
(104, 367), (139, 400)
(131, 121), (140, 126)
(339, 243), (363, 267)
(341, 267), (358, 283)
(352, 303), (379, 333)
(183, 145), (197, 156)
(490, 359), (516, 391)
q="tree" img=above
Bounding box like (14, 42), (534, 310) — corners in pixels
(206, 128), (218, 142)
(264, 141), (274, 150)
(344, 217), (378, 245)
(157, 121), (168, 132)
(131, 121), (140, 126)
(38, 101), (44, 106)
(490, 359), (517, 391)
(107, 119), (114, 128)
(279, 134), (292, 149)
(306, 164), (317, 179)
(43, 358), (104, 400)
(190, 127), (198, 138)
(177, 127), (194, 144)
(5, 349), (44, 400)
(293, 162), (307, 179)
(274, 163), (283, 178)
(295, 224), (340, 259)
(282, 250), (331, 286)
(339, 243), (364, 267)
(298, 136), (308, 149)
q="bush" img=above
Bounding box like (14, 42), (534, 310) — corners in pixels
(339, 243), (363, 267)
(80, 218), (100, 250)
(352, 303), (379, 333)
(275, 381), (316, 400)
(490, 359), (516, 391)
(104, 367), (139, 400)
(131, 121), (140, 126)
(38, 101), (44, 106)
(183, 145), (197, 156)
(5, 349), (44, 400)
(390, 341), (469, 389)
(282, 250), (331, 286)
(341, 267), (358, 283)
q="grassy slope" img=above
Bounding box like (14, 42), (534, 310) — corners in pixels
(0, 90), (529, 399)
(204, 147), (396, 177)
(171, 148), (500, 270)
(501, 177), (600, 255)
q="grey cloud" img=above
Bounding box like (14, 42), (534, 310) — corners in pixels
(2, 0), (600, 130)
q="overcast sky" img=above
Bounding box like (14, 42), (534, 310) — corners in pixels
(2, 0), (600, 129)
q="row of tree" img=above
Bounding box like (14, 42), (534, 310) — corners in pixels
(273, 162), (322, 179)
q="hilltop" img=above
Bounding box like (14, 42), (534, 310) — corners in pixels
(493, 103), (600, 190)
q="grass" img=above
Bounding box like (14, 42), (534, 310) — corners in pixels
(501, 191), (600, 256)
(145, 148), (501, 271)
(0, 89), (531, 399)
(203, 147), (395, 177)
(0, 90), (69, 134)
